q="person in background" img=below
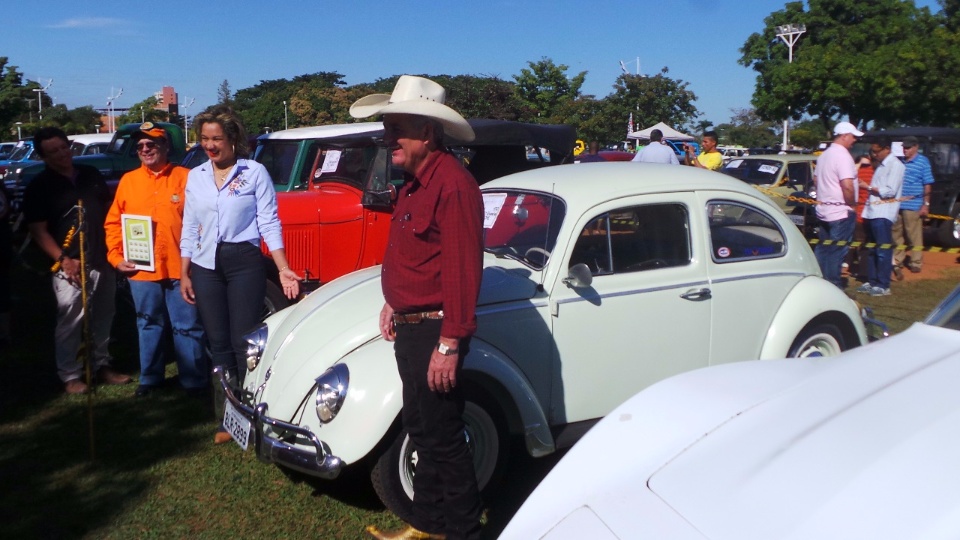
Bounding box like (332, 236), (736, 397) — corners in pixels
(578, 141), (605, 163)
(684, 131), (723, 170)
(846, 153), (874, 281)
(179, 106), (301, 444)
(352, 75), (485, 540)
(633, 129), (680, 164)
(104, 123), (207, 398)
(856, 137), (904, 296)
(814, 122), (862, 289)
(892, 135), (934, 279)
(22, 127), (131, 394)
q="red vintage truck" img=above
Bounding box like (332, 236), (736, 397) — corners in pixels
(247, 119), (576, 312)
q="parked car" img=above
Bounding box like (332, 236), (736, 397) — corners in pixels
(0, 139), (38, 180)
(719, 154), (819, 238)
(859, 127), (960, 246)
(68, 133), (114, 156)
(718, 145), (747, 164)
(501, 285), (960, 540)
(5, 123), (186, 205)
(0, 141), (17, 160)
(219, 162), (878, 525)
(249, 118), (574, 294)
(573, 150), (635, 162)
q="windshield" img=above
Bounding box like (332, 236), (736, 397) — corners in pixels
(721, 159), (784, 186)
(255, 140), (301, 188)
(8, 144), (32, 161)
(482, 190), (565, 270)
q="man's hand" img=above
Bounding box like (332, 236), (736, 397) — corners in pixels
(116, 260), (139, 276)
(427, 341), (459, 393)
(379, 303), (396, 341)
(60, 256), (82, 286)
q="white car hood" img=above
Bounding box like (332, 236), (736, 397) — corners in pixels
(503, 323), (960, 540)
(257, 258), (540, 420)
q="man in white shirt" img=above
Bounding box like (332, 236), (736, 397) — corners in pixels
(632, 129), (680, 164)
(856, 136), (904, 296)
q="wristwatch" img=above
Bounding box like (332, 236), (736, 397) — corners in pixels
(436, 342), (458, 355)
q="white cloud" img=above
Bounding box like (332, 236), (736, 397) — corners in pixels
(47, 17), (127, 29)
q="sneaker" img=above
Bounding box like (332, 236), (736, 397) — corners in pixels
(870, 286), (891, 296)
(892, 266), (904, 281)
(856, 282), (873, 293)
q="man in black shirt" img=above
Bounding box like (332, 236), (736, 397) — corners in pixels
(22, 127), (130, 394)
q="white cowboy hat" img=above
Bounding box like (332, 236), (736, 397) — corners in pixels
(350, 75), (475, 142)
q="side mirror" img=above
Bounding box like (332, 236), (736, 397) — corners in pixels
(563, 263), (593, 288)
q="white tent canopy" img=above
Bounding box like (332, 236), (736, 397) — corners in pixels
(627, 121), (695, 141)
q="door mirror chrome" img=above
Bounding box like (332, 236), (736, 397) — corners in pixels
(563, 263), (593, 288)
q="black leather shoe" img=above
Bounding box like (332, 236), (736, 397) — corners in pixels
(134, 385), (156, 397)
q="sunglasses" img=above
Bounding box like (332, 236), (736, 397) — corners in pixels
(136, 141), (161, 152)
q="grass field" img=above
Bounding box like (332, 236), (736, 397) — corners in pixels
(2, 247), (958, 539)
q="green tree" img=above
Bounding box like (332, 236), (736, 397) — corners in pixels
(740, 0), (953, 130)
(116, 96), (168, 126)
(218, 79), (232, 105)
(233, 72), (348, 132)
(512, 58), (586, 124)
(714, 108), (779, 147)
(601, 67), (699, 143)
(41, 104), (102, 134)
(0, 58), (32, 139)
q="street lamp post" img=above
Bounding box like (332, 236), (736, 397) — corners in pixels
(141, 106), (145, 123)
(776, 23), (805, 151)
(181, 97), (195, 147)
(32, 79), (53, 121)
(107, 87), (123, 133)
(15, 122), (22, 140)
(283, 100), (288, 130)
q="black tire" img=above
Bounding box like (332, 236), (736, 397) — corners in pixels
(262, 280), (290, 320)
(787, 323), (845, 358)
(936, 202), (960, 247)
(370, 397), (507, 523)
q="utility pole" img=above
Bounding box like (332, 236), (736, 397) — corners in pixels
(107, 87), (123, 132)
(181, 97), (195, 146)
(776, 24), (806, 151)
(33, 79), (53, 121)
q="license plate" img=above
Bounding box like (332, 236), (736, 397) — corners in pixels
(788, 214), (805, 227)
(223, 399), (252, 451)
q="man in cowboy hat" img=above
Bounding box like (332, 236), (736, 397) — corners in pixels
(354, 75), (484, 540)
(104, 122), (207, 398)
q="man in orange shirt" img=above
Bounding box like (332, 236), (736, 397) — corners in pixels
(105, 123), (207, 397)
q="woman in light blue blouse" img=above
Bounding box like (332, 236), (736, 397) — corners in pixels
(179, 105), (300, 444)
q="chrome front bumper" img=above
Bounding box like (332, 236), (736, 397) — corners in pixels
(215, 366), (343, 478)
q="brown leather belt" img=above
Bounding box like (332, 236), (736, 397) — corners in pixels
(392, 310), (444, 325)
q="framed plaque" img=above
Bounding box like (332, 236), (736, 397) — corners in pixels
(121, 214), (155, 271)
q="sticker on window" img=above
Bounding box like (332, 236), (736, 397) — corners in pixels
(717, 246), (731, 258)
(758, 164), (779, 174)
(316, 150), (342, 177)
(482, 193), (508, 229)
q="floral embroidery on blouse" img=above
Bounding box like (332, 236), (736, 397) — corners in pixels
(196, 223), (203, 251)
(227, 173), (248, 197)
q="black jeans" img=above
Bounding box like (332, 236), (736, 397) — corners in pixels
(190, 242), (265, 385)
(394, 319), (481, 540)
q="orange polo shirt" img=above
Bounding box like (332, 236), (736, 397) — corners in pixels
(104, 163), (189, 281)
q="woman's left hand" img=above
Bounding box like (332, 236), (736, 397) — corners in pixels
(279, 268), (302, 299)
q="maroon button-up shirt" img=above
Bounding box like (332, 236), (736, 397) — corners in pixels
(381, 150), (484, 339)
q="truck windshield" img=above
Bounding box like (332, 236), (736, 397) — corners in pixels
(481, 190), (565, 270)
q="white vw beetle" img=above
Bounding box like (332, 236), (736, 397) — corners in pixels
(220, 162), (876, 522)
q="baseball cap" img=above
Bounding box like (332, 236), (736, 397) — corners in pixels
(833, 121), (864, 137)
(131, 121), (167, 141)
(902, 135), (919, 148)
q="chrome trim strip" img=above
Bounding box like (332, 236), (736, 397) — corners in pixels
(708, 271), (806, 284)
(215, 367), (342, 479)
(554, 280), (710, 304)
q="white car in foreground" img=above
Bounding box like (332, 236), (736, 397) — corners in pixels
(501, 287), (960, 540)
(221, 162), (879, 524)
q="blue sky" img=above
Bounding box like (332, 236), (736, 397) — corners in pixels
(1, 0), (942, 131)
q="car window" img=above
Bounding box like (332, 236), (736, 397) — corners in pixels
(721, 159), (784, 186)
(708, 202), (786, 262)
(786, 162), (813, 188)
(482, 190), (565, 270)
(569, 203), (691, 275)
(255, 141), (301, 189)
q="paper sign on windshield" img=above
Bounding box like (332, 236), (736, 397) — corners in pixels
(482, 193), (508, 229)
(319, 149), (342, 174)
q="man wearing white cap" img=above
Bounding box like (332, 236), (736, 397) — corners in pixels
(814, 121), (863, 288)
(353, 76), (484, 540)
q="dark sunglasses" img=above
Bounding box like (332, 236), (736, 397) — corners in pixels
(136, 141), (161, 152)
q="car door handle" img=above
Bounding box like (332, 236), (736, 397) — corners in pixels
(680, 288), (712, 301)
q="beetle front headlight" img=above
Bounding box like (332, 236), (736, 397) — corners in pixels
(315, 364), (349, 423)
(244, 323), (269, 371)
